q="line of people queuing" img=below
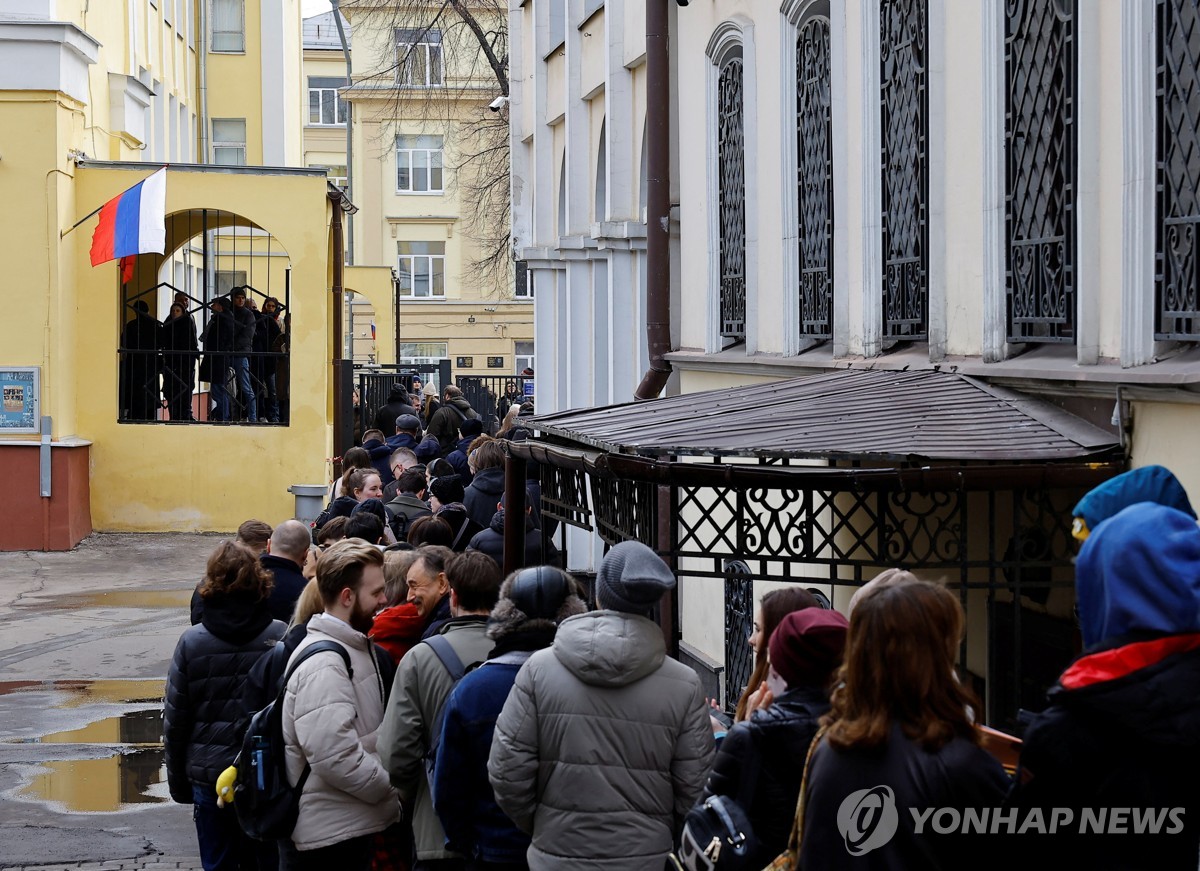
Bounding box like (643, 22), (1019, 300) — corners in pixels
(162, 463), (1200, 870)
(121, 287), (287, 424)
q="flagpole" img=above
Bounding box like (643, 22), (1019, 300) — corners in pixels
(60, 205), (104, 238)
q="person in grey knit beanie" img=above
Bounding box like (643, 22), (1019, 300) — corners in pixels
(595, 540), (676, 616)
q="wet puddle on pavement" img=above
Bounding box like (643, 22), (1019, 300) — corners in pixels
(4, 680), (169, 811)
(38, 589), (193, 610)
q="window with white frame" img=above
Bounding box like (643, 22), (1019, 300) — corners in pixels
(211, 0), (244, 52)
(398, 342), (448, 366)
(396, 135), (444, 193)
(212, 118), (246, 165)
(397, 241), (446, 298)
(310, 164), (348, 187)
(216, 270), (246, 297)
(395, 28), (443, 87)
(308, 77), (348, 126)
(514, 341), (535, 374)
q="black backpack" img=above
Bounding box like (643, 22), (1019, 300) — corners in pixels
(233, 640), (352, 841)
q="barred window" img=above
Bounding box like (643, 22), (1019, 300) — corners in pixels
(718, 51), (747, 340)
(1006, 0), (1076, 343)
(1156, 0), (1200, 340)
(796, 15), (834, 341)
(880, 0), (928, 342)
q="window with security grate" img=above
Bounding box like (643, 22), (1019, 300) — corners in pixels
(797, 16), (834, 341)
(718, 56), (747, 340)
(1156, 0), (1200, 340)
(1005, 0), (1077, 344)
(880, 0), (928, 342)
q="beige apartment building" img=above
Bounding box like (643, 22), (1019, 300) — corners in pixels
(306, 3), (534, 376)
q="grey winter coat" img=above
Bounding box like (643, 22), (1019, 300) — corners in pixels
(378, 616), (495, 861)
(488, 610), (715, 871)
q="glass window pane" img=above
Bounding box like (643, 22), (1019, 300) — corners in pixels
(321, 92), (335, 125)
(432, 258), (445, 296)
(414, 257), (431, 297)
(309, 91), (320, 124)
(430, 44), (443, 85)
(337, 97), (348, 124)
(212, 118), (245, 141)
(396, 151), (411, 190)
(413, 151), (429, 192)
(430, 151), (443, 191)
(397, 256), (413, 294)
(411, 46), (427, 85)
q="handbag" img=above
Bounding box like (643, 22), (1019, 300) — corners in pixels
(676, 739), (764, 871)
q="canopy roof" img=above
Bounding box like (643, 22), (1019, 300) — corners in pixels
(529, 369), (1119, 462)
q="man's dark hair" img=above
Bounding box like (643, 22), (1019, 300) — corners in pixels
(414, 544), (454, 578)
(345, 513), (385, 545)
(316, 515), (348, 544)
(472, 440), (506, 472)
(446, 551), (502, 613)
(398, 467), (428, 496)
(408, 516), (454, 547)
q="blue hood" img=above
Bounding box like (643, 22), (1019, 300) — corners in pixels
(1076, 501), (1200, 647)
(1073, 465), (1195, 533)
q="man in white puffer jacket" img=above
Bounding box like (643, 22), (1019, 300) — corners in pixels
(488, 540), (715, 870)
(281, 539), (400, 869)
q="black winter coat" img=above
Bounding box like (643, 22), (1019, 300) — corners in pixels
(1007, 635), (1200, 870)
(230, 304), (256, 354)
(262, 553), (307, 624)
(798, 722), (1010, 870)
(374, 399), (421, 435)
(463, 467), (505, 530)
(468, 509), (560, 570)
(701, 686), (829, 862)
(164, 592), (285, 800)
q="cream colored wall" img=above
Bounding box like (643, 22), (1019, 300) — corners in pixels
(208, 0), (265, 165)
(73, 166), (333, 531)
(580, 8), (605, 98)
(1130, 402), (1200, 502)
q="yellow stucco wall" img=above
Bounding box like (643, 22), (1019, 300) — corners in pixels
(71, 165), (334, 531)
(1130, 401), (1200, 500)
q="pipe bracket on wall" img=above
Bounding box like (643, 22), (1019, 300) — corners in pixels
(39, 416), (51, 497)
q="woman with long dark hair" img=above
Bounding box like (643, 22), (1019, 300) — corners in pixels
(793, 578), (1008, 869)
(164, 541), (286, 871)
(734, 587), (818, 722)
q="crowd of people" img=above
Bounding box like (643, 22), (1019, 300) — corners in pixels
(162, 463), (1200, 870)
(120, 288), (287, 424)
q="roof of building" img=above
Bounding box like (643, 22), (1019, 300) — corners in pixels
(303, 10), (350, 50)
(528, 369), (1120, 463)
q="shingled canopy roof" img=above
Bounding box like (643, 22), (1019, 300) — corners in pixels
(528, 369), (1119, 463)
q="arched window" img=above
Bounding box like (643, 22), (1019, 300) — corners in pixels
(1156, 0), (1200, 340)
(718, 49), (747, 340)
(880, 0), (927, 342)
(796, 11), (834, 341)
(1006, 0), (1076, 343)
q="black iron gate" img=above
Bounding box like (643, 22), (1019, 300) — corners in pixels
(351, 360), (450, 445)
(456, 375), (535, 433)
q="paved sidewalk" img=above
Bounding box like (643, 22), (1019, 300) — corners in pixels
(0, 533), (222, 869)
(10, 858), (202, 871)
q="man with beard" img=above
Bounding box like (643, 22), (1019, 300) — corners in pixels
(280, 539), (400, 870)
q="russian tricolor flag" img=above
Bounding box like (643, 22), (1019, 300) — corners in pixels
(89, 168), (167, 267)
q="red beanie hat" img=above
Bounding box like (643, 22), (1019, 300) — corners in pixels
(768, 608), (849, 689)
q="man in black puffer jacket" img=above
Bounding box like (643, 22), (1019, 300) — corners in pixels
(468, 505), (560, 570)
(463, 440), (506, 529)
(261, 520), (311, 623)
(699, 608), (847, 865)
(165, 541), (286, 870)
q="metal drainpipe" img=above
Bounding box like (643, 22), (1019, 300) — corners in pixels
(330, 192), (348, 460)
(198, 0), (208, 161)
(330, 0), (354, 265)
(634, 0), (673, 401)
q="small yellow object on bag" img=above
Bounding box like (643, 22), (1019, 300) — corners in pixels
(215, 765), (238, 808)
